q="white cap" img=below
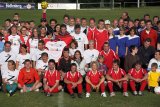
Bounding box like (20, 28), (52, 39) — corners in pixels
(105, 20), (110, 24)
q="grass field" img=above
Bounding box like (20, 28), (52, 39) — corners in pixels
(0, 91), (160, 107)
(0, 7), (160, 26)
(0, 7), (160, 107)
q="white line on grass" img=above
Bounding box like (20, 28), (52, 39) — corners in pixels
(58, 91), (64, 107)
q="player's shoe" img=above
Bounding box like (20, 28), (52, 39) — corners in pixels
(46, 92), (51, 97)
(110, 92), (115, 97)
(101, 92), (107, 97)
(86, 93), (90, 98)
(20, 89), (24, 93)
(70, 94), (75, 98)
(133, 91), (138, 96)
(138, 91), (143, 96)
(78, 93), (82, 98)
(123, 92), (129, 97)
(35, 89), (39, 92)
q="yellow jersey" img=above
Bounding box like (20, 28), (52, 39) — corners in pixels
(148, 71), (160, 87)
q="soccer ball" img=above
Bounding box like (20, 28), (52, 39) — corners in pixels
(41, 1), (48, 9)
(154, 87), (160, 94)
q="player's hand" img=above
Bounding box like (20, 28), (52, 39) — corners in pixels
(72, 82), (77, 88)
(96, 84), (100, 88)
(92, 84), (96, 89)
(49, 88), (53, 92)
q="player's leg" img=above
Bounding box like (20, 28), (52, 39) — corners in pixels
(77, 83), (83, 98)
(33, 82), (42, 91)
(122, 80), (128, 97)
(86, 83), (91, 98)
(107, 81), (115, 97)
(18, 84), (27, 93)
(130, 80), (137, 95)
(139, 80), (147, 95)
(66, 84), (75, 98)
(100, 82), (106, 97)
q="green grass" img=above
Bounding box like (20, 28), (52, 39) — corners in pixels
(0, 7), (159, 26)
(0, 91), (160, 107)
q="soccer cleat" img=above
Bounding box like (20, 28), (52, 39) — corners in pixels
(20, 89), (23, 93)
(86, 93), (90, 98)
(110, 92), (115, 97)
(123, 92), (129, 97)
(138, 91), (143, 96)
(70, 94), (75, 98)
(46, 92), (51, 97)
(78, 93), (82, 98)
(35, 89), (39, 92)
(133, 91), (138, 96)
(101, 92), (107, 97)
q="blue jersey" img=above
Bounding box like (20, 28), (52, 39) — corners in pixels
(126, 35), (140, 48)
(0, 42), (4, 53)
(109, 36), (117, 52)
(116, 35), (128, 58)
(113, 27), (120, 35)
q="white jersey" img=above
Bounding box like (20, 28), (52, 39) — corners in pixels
(67, 25), (75, 34)
(36, 60), (48, 71)
(46, 41), (66, 62)
(81, 26), (88, 33)
(71, 32), (88, 52)
(28, 38), (39, 56)
(148, 58), (160, 72)
(8, 35), (21, 55)
(32, 49), (48, 62)
(16, 53), (31, 70)
(23, 35), (29, 44)
(83, 49), (99, 64)
(69, 48), (83, 57)
(0, 50), (16, 75)
(2, 69), (19, 84)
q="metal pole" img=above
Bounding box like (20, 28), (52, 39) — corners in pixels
(112, 0), (114, 9)
(76, 0), (78, 10)
(137, 0), (140, 8)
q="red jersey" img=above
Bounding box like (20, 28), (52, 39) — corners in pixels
(56, 34), (73, 46)
(100, 49), (119, 69)
(44, 70), (60, 86)
(128, 68), (147, 79)
(141, 28), (157, 48)
(107, 68), (126, 80)
(86, 70), (103, 84)
(18, 68), (40, 86)
(65, 71), (82, 82)
(94, 29), (109, 52)
(87, 27), (97, 41)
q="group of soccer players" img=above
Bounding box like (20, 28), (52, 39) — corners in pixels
(0, 10), (160, 98)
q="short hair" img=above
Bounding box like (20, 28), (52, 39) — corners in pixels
(74, 24), (81, 30)
(135, 60), (142, 66)
(24, 59), (31, 64)
(48, 59), (56, 65)
(70, 16), (75, 20)
(60, 24), (66, 29)
(144, 14), (150, 18)
(71, 63), (77, 68)
(98, 19), (104, 23)
(155, 50), (160, 54)
(129, 45), (137, 52)
(30, 20), (35, 23)
(145, 20), (152, 24)
(151, 63), (158, 68)
(14, 13), (19, 16)
(41, 52), (48, 57)
(63, 47), (69, 52)
(38, 40), (45, 45)
(89, 18), (95, 22)
(144, 38), (151, 42)
(5, 19), (11, 22)
(119, 26), (126, 31)
(50, 18), (57, 24)
(70, 39), (78, 48)
(153, 16), (159, 20)
(134, 19), (140, 22)
(63, 14), (70, 19)
(113, 59), (120, 66)
(90, 61), (99, 68)
(21, 44), (27, 49)
(139, 19), (145, 23)
(103, 41), (109, 46)
(4, 41), (11, 46)
(81, 18), (87, 21)
(98, 55), (104, 59)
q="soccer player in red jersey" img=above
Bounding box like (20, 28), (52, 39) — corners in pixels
(85, 61), (106, 98)
(94, 19), (109, 52)
(87, 18), (97, 41)
(43, 59), (62, 96)
(64, 63), (83, 98)
(128, 61), (148, 96)
(106, 60), (128, 97)
(100, 42), (119, 70)
(18, 59), (42, 93)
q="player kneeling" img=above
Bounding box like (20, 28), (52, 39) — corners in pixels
(43, 59), (62, 97)
(85, 61), (106, 98)
(128, 61), (147, 96)
(18, 60), (42, 93)
(106, 60), (128, 97)
(64, 63), (83, 98)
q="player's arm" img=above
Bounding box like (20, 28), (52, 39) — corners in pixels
(140, 73), (148, 81)
(32, 61), (36, 68)
(85, 76), (95, 87)
(128, 73), (137, 81)
(116, 46), (118, 54)
(16, 61), (19, 70)
(76, 76), (83, 84)
(106, 74), (118, 83)
(64, 78), (73, 84)
(97, 75), (105, 87)
(31, 80), (40, 91)
(125, 47), (128, 56)
(119, 75), (128, 82)
(50, 80), (60, 91)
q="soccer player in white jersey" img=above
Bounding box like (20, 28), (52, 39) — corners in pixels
(32, 40), (48, 68)
(66, 16), (75, 34)
(16, 44), (31, 70)
(83, 40), (99, 64)
(36, 52), (49, 78)
(0, 41), (16, 76)
(46, 39), (66, 63)
(27, 28), (39, 57)
(2, 60), (19, 96)
(7, 25), (21, 55)
(71, 24), (88, 53)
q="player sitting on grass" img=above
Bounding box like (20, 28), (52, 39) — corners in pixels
(148, 63), (160, 93)
(106, 59), (129, 97)
(43, 59), (62, 96)
(18, 59), (42, 93)
(2, 60), (19, 96)
(128, 61), (148, 96)
(85, 61), (106, 98)
(64, 63), (83, 98)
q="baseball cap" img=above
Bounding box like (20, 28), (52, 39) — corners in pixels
(105, 20), (110, 24)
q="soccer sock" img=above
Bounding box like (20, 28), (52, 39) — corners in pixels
(107, 81), (113, 93)
(140, 80), (147, 91)
(130, 80), (136, 91)
(77, 84), (82, 94)
(86, 83), (91, 93)
(67, 84), (74, 94)
(100, 82), (105, 93)
(122, 81), (128, 92)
